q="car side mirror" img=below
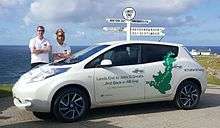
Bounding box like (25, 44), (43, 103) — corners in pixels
(100, 59), (112, 67)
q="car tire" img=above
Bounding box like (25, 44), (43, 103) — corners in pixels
(175, 81), (201, 110)
(52, 87), (89, 122)
(33, 112), (53, 120)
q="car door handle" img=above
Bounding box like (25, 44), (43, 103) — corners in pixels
(173, 65), (182, 69)
(132, 69), (144, 73)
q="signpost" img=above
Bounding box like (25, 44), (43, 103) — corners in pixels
(106, 19), (151, 24)
(106, 18), (126, 23)
(103, 27), (124, 32)
(131, 19), (151, 24)
(122, 7), (136, 20)
(130, 27), (165, 36)
(103, 7), (165, 41)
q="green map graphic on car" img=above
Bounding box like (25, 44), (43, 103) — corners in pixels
(146, 52), (176, 94)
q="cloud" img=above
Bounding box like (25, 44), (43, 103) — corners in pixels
(166, 28), (193, 37)
(74, 31), (86, 38)
(0, 0), (24, 12)
(152, 15), (197, 27)
(0, 0), (26, 18)
(0, 0), (24, 7)
(124, 0), (199, 16)
(24, 0), (200, 27)
(24, 0), (94, 25)
(199, 29), (220, 34)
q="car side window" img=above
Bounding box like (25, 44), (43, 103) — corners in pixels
(141, 44), (178, 63)
(85, 44), (141, 68)
(105, 44), (141, 66)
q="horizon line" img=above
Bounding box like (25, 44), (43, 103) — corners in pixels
(0, 44), (220, 47)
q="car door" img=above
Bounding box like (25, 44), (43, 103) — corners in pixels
(87, 44), (145, 103)
(141, 44), (179, 99)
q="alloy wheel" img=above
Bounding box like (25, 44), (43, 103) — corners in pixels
(58, 92), (85, 120)
(179, 84), (199, 108)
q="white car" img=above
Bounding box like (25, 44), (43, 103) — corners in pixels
(12, 40), (207, 122)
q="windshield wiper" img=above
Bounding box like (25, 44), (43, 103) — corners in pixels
(50, 58), (68, 65)
(68, 57), (80, 64)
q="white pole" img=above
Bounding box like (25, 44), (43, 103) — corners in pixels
(126, 20), (131, 41)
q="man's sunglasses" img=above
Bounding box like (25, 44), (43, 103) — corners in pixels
(37, 30), (44, 32)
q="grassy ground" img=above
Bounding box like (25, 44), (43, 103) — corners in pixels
(195, 55), (220, 85)
(0, 84), (12, 98)
(195, 55), (220, 70)
(208, 75), (220, 85)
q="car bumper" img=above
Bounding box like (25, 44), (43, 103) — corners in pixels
(12, 80), (51, 112)
(13, 97), (32, 110)
(200, 70), (208, 95)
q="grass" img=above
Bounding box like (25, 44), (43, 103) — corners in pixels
(0, 84), (13, 98)
(195, 55), (220, 85)
(207, 75), (220, 85)
(195, 55), (220, 70)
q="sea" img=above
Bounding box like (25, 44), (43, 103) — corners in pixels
(0, 45), (220, 85)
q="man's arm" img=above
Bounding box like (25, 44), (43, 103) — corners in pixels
(32, 47), (43, 54)
(35, 42), (52, 54)
(53, 52), (71, 62)
(31, 46), (48, 54)
(41, 42), (51, 53)
(63, 52), (72, 58)
(29, 39), (41, 55)
(29, 39), (51, 55)
(52, 45), (72, 62)
(63, 45), (72, 58)
(53, 53), (63, 61)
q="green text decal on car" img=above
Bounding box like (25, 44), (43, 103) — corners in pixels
(146, 52), (176, 94)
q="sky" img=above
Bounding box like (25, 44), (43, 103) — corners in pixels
(0, 0), (220, 46)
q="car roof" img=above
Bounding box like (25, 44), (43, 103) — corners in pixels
(97, 40), (183, 47)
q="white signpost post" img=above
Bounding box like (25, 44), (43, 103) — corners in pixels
(123, 7), (135, 41)
(103, 7), (165, 41)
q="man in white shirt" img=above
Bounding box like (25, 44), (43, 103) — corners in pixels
(29, 26), (51, 68)
(52, 28), (71, 62)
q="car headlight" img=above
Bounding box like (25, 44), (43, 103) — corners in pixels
(28, 68), (70, 83)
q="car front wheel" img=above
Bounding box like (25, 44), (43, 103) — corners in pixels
(175, 81), (201, 110)
(52, 87), (89, 122)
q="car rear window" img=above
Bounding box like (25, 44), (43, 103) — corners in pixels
(141, 44), (179, 63)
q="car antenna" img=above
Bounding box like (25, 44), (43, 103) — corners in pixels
(159, 35), (165, 42)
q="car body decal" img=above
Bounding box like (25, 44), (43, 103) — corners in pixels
(146, 52), (176, 94)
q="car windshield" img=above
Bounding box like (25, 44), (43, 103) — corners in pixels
(52, 45), (109, 65)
